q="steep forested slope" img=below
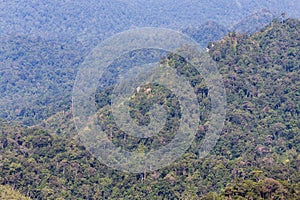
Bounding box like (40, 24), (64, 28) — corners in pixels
(204, 18), (300, 199)
(0, 19), (299, 199)
(2, 0), (299, 125)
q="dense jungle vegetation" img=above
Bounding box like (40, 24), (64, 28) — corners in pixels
(0, 18), (299, 199)
(1, 0), (299, 126)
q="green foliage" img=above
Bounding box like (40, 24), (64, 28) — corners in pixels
(182, 21), (229, 48)
(0, 19), (299, 199)
(0, 184), (31, 200)
(0, 36), (85, 125)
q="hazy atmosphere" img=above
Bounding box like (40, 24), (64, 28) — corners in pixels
(0, 0), (299, 199)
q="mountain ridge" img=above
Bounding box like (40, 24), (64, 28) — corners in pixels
(0, 18), (298, 199)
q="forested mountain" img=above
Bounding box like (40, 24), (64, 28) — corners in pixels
(2, 0), (299, 39)
(232, 9), (275, 34)
(130, 0), (299, 28)
(182, 9), (276, 48)
(0, 19), (299, 199)
(0, 1), (137, 40)
(1, 0), (299, 125)
(0, 36), (85, 125)
(182, 21), (229, 48)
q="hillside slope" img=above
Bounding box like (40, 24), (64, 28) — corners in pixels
(0, 19), (299, 199)
(1, 0), (299, 125)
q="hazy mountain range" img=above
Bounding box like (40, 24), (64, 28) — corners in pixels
(1, 1), (299, 125)
(0, 18), (299, 199)
(1, 0), (299, 41)
(0, 1), (299, 198)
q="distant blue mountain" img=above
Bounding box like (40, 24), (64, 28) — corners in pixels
(1, 0), (299, 42)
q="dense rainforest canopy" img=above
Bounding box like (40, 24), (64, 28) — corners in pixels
(0, 18), (299, 199)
